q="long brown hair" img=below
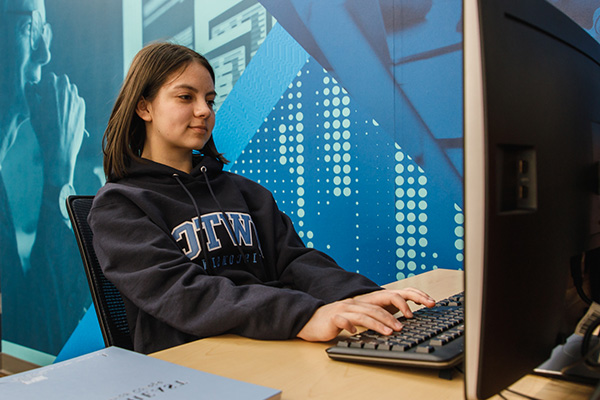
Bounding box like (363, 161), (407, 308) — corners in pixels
(102, 42), (228, 181)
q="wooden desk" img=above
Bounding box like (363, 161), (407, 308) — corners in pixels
(151, 269), (595, 400)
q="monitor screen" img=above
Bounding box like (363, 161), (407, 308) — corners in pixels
(463, 0), (600, 398)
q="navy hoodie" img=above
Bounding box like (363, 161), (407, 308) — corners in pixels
(89, 155), (381, 353)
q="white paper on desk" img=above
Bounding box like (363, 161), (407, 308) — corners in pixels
(0, 346), (281, 400)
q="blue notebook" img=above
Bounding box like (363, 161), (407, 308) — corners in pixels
(0, 346), (281, 399)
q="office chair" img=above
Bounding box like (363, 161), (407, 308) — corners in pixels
(66, 195), (134, 350)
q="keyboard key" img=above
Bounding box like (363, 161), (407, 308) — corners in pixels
(391, 344), (410, 352)
(416, 345), (435, 354)
(430, 338), (448, 346)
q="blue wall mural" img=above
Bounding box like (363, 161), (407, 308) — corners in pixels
(0, 0), (598, 363)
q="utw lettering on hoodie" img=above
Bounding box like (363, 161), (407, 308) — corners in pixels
(171, 211), (262, 260)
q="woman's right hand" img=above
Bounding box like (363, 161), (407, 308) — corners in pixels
(296, 298), (403, 342)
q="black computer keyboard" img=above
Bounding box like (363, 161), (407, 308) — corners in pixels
(326, 292), (464, 369)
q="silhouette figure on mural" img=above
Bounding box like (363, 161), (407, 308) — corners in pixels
(0, 0), (89, 355)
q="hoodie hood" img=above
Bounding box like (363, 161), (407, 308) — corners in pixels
(115, 154), (224, 184)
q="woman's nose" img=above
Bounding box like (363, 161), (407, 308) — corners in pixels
(194, 101), (212, 117)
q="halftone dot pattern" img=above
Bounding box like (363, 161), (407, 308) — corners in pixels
(228, 57), (461, 284)
(230, 59), (366, 267)
(277, 71), (314, 247)
(320, 74), (353, 199)
(454, 204), (464, 263)
(232, 62), (314, 249)
(394, 143), (430, 280)
(232, 59), (358, 253)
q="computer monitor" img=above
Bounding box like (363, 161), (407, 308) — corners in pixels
(463, 0), (600, 398)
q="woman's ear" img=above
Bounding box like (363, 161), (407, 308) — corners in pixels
(136, 98), (152, 122)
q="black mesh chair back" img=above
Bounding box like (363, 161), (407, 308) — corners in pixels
(66, 195), (133, 350)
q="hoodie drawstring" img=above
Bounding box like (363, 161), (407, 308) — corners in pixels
(173, 168), (251, 271)
(173, 173), (215, 274)
(199, 166), (252, 269)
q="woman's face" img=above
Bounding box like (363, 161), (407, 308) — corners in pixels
(138, 61), (216, 168)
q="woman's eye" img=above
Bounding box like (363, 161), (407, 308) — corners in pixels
(179, 95), (192, 100)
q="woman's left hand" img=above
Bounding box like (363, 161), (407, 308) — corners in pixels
(353, 287), (436, 318)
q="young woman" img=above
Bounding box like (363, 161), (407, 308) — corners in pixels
(89, 42), (435, 354)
